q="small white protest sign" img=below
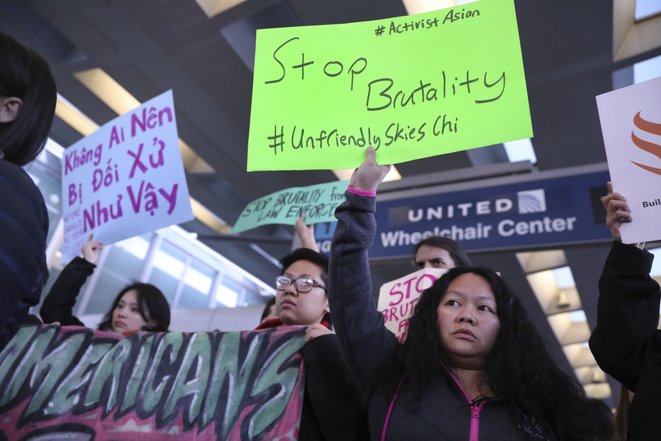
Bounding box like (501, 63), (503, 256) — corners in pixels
(378, 268), (447, 341)
(62, 90), (193, 261)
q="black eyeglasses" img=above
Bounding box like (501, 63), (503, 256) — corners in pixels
(276, 275), (327, 293)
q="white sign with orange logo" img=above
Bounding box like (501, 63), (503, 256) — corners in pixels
(596, 76), (661, 244)
(378, 268), (447, 342)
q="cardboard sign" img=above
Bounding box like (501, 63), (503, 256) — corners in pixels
(61, 91), (193, 261)
(378, 268), (447, 341)
(596, 76), (661, 244)
(0, 325), (305, 440)
(233, 180), (349, 232)
(248, 0), (532, 171)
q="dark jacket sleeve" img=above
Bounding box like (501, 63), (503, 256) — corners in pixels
(40, 257), (96, 327)
(328, 191), (400, 395)
(589, 241), (661, 392)
(0, 161), (49, 347)
(299, 334), (368, 441)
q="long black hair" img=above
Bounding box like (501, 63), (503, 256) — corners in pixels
(0, 32), (56, 165)
(98, 283), (170, 332)
(397, 266), (612, 440)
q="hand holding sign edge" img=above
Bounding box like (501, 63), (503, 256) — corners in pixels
(350, 146), (391, 193)
(601, 181), (632, 243)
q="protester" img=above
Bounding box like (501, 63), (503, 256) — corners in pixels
(0, 31), (56, 348)
(328, 147), (612, 440)
(41, 234), (170, 334)
(589, 183), (658, 441)
(412, 235), (471, 270)
(255, 247), (367, 441)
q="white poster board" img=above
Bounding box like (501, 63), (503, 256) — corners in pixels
(596, 76), (661, 244)
(378, 268), (447, 341)
(61, 90), (193, 261)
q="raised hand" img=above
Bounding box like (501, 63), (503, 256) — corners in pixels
(295, 212), (319, 252)
(601, 181), (632, 242)
(81, 234), (104, 265)
(350, 146), (392, 193)
(305, 322), (334, 343)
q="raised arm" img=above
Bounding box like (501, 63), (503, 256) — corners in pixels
(40, 235), (102, 326)
(589, 184), (661, 391)
(328, 147), (399, 392)
(294, 213), (319, 252)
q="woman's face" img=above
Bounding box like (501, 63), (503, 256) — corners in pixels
(436, 273), (500, 369)
(275, 259), (329, 326)
(111, 290), (152, 334)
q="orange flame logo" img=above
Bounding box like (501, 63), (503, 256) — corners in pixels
(631, 111), (661, 175)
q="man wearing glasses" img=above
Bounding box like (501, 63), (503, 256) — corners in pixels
(275, 248), (331, 330)
(256, 247), (367, 441)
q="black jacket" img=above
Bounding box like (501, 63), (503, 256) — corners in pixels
(257, 319), (368, 441)
(0, 159), (49, 348)
(40, 256), (95, 326)
(590, 241), (661, 441)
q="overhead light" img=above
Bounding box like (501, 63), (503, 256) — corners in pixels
(179, 140), (214, 172)
(613, 0), (661, 61)
(562, 342), (597, 368)
(44, 137), (65, 159)
(584, 382), (612, 400)
(73, 68), (214, 172)
(55, 94), (99, 136)
(635, 0), (661, 21)
(633, 54), (661, 84)
(74, 68), (140, 115)
(194, 0), (248, 18)
(503, 138), (537, 165)
(516, 249), (567, 273)
(547, 311), (590, 345)
(190, 197), (231, 234)
(555, 290), (571, 310)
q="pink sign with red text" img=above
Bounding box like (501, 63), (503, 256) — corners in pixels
(378, 268), (446, 341)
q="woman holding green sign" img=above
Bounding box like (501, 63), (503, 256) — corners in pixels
(327, 147), (613, 441)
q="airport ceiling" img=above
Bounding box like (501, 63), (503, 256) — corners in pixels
(3, 0), (661, 401)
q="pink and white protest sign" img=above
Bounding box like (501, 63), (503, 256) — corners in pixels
(61, 90), (193, 261)
(378, 268), (446, 341)
(596, 76), (661, 244)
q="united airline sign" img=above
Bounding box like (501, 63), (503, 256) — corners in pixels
(369, 168), (611, 258)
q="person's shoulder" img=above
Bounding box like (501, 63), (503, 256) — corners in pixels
(0, 160), (46, 204)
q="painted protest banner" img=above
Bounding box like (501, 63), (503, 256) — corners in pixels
(61, 90), (193, 261)
(233, 180), (349, 233)
(378, 268), (446, 341)
(248, 0), (531, 171)
(0, 325), (305, 440)
(596, 76), (661, 244)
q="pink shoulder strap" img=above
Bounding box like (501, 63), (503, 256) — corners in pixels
(380, 377), (404, 441)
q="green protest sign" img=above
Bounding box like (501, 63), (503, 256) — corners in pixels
(248, 0), (532, 171)
(232, 180), (350, 233)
